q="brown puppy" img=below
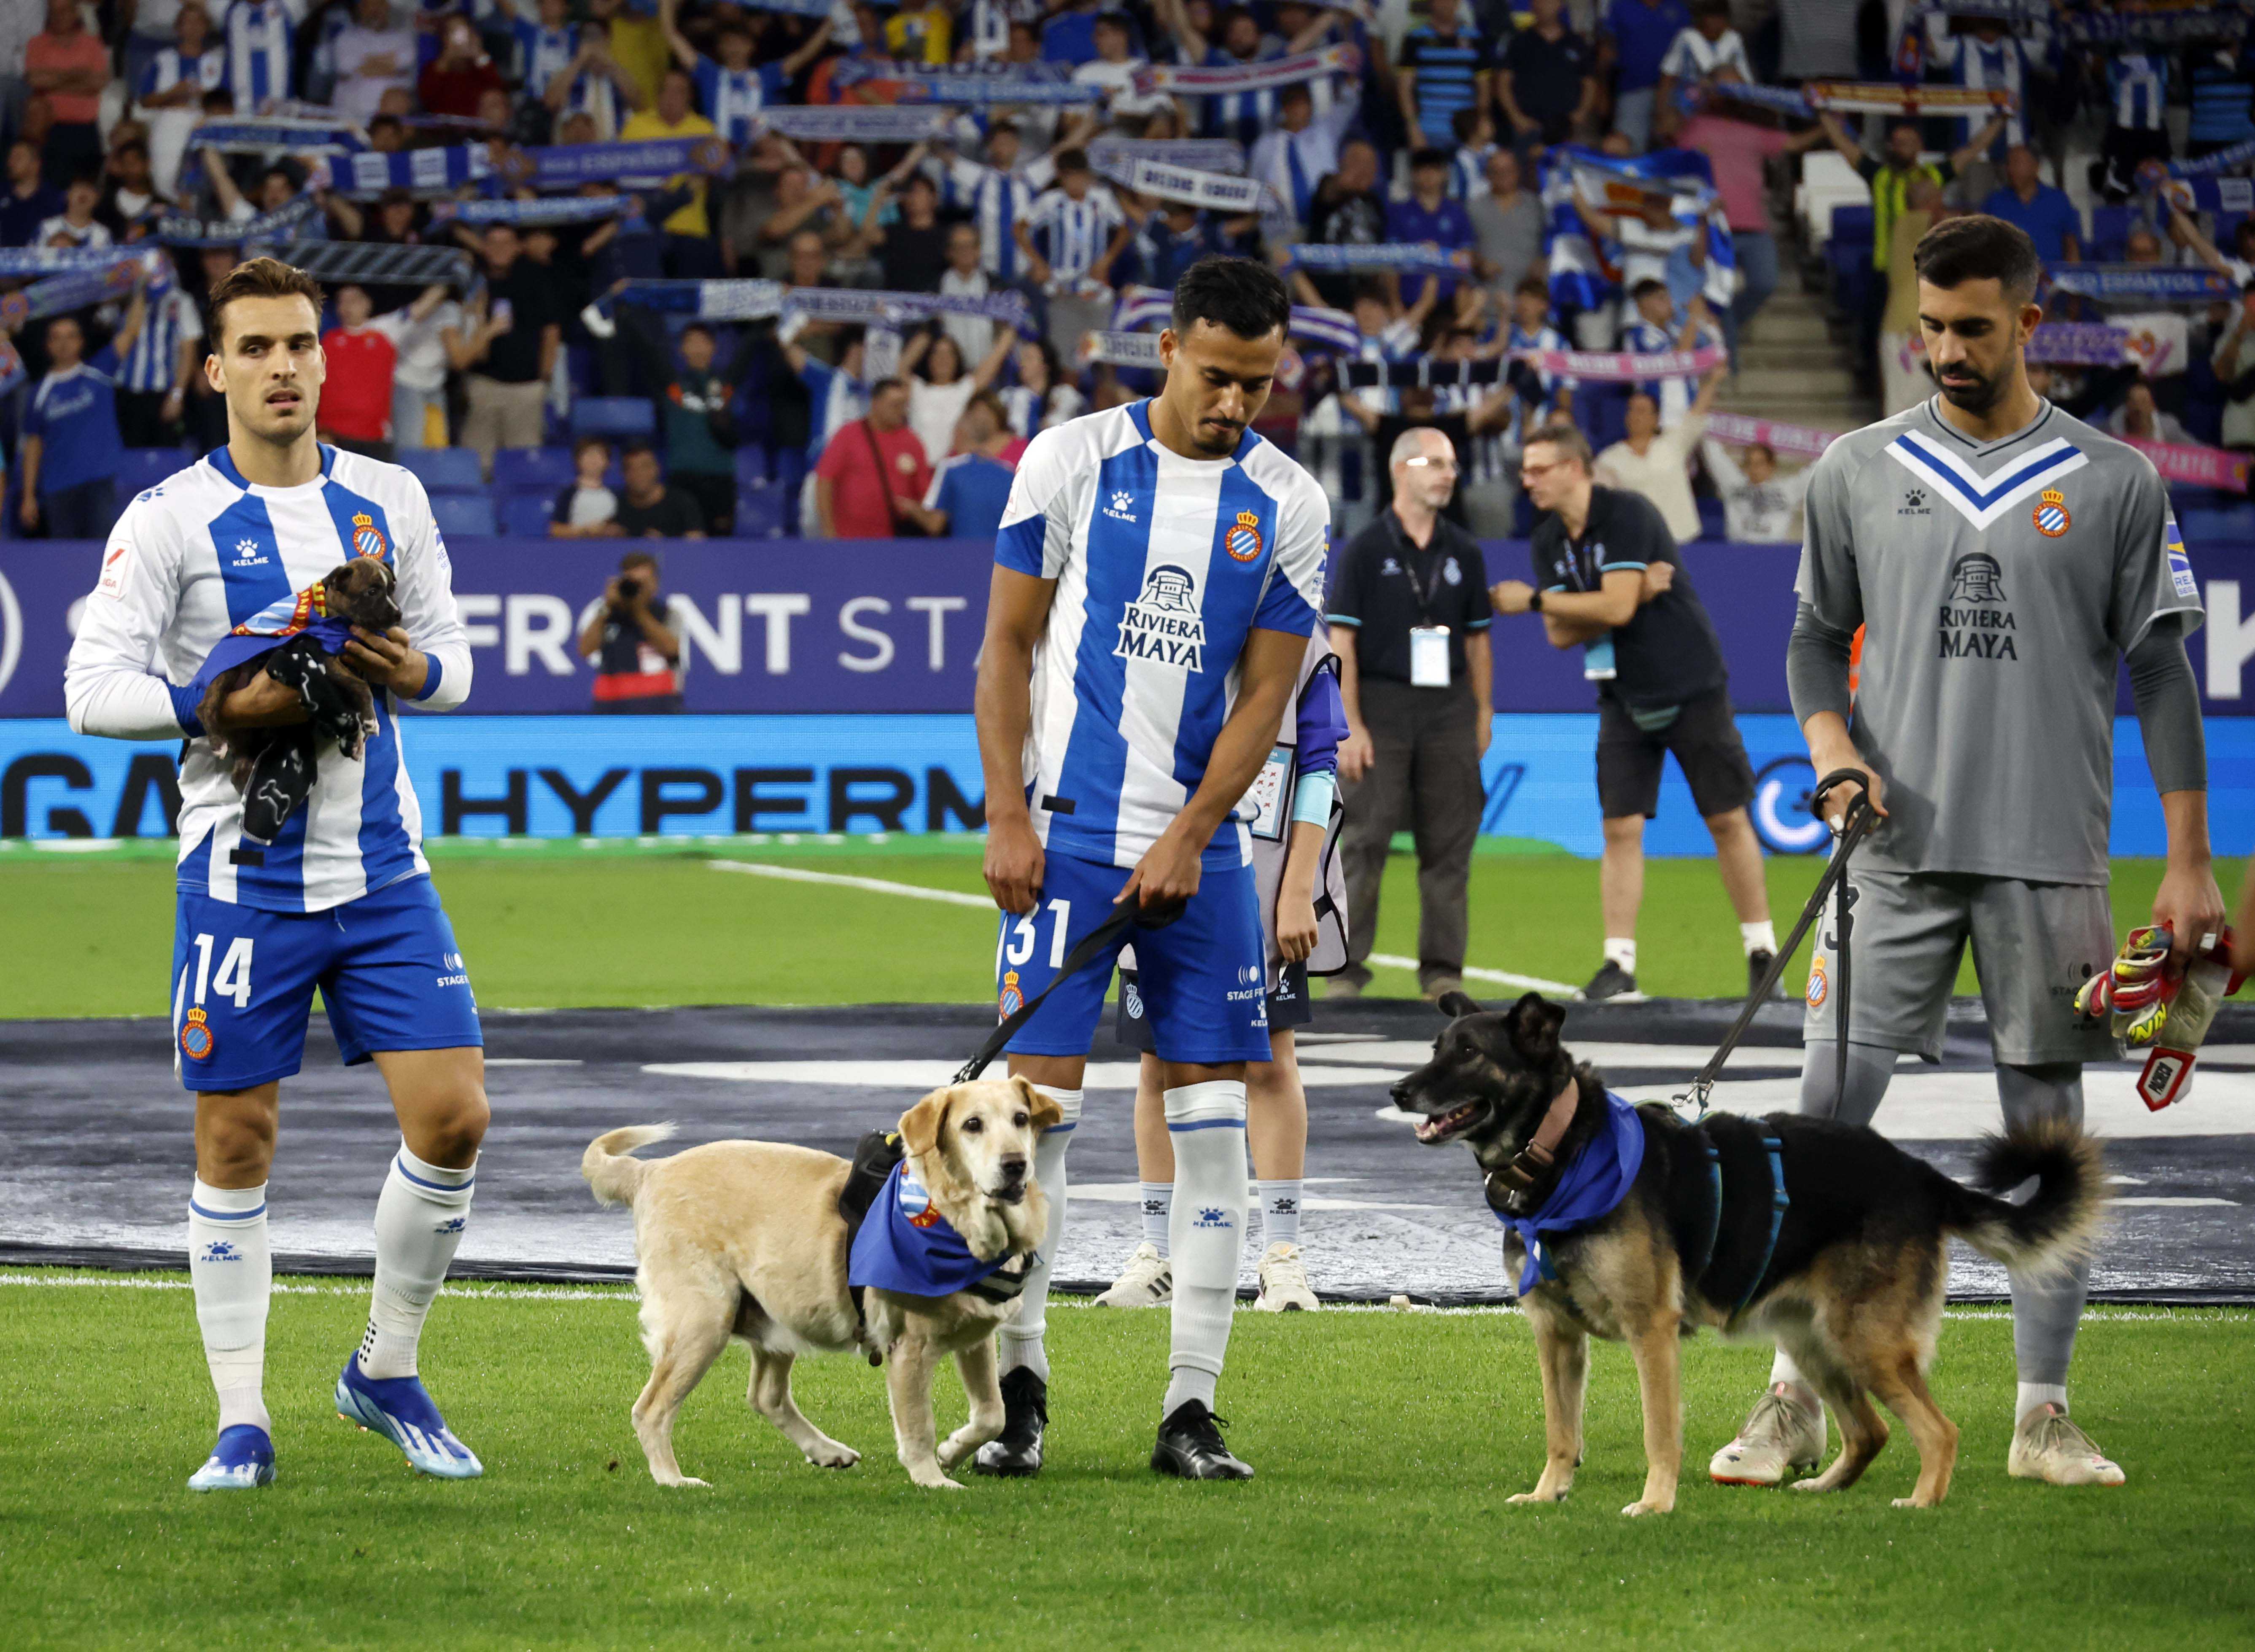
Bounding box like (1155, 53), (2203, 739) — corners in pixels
(582, 1076), (1064, 1490)
(197, 557), (401, 783)
(1394, 993), (2107, 1514)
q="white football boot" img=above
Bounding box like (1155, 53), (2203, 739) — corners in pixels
(1710, 1382), (1827, 1486)
(2009, 1403), (2124, 1486)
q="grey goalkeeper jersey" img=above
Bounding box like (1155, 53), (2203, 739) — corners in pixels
(1796, 397), (2204, 885)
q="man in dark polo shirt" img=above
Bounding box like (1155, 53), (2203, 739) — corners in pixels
(1326, 425), (1493, 1001)
(1490, 419), (1777, 1002)
(1498, 0), (1598, 159)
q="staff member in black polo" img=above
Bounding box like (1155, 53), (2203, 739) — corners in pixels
(1490, 419), (1778, 1003)
(1327, 426), (1493, 1001)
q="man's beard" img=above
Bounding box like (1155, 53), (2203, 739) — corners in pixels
(1936, 361), (2003, 414)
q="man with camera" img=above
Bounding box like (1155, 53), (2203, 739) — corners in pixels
(577, 552), (684, 713)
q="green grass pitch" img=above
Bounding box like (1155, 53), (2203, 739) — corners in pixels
(0, 838), (2232, 1018)
(3, 1275), (2250, 1649)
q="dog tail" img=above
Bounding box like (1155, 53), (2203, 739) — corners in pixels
(581, 1124), (677, 1207)
(1932, 1119), (2107, 1279)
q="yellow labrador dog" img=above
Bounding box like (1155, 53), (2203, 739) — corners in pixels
(582, 1076), (1063, 1489)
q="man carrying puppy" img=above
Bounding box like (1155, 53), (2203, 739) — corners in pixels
(63, 256), (485, 1493)
(972, 256), (1331, 1480)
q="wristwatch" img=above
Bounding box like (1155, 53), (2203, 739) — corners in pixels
(1528, 589), (1544, 612)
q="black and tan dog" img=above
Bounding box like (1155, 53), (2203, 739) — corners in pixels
(1394, 991), (2105, 1515)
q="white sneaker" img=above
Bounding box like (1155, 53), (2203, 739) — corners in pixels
(1093, 1242), (1172, 1307)
(1255, 1242), (1320, 1312)
(2009, 1403), (2124, 1486)
(1710, 1382), (1827, 1486)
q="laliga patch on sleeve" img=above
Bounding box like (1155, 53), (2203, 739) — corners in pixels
(96, 541), (131, 600)
(2164, 519), (2198, 601)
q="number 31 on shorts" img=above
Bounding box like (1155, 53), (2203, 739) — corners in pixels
(186, 933), (255, 1009)
(999, 899), (1072, 972)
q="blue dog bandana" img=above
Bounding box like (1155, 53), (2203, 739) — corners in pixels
(848, 1162), (1026, 1299)
(1495, 1093), (1647, 1295)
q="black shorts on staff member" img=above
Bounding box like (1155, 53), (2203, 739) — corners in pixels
(1597, 685), (1755, 821)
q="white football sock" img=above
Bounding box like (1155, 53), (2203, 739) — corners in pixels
(1603, 937), (1637, 974)
(1767, 1349), (1816, 1410)
(190, 1179), (272, 1434)
(1741, 920), (1778, 957)
(2017, 1382), (2069, 1423)
(1258, 1180), (1302, 1250)
(997, 1088), (1080, 1385)
(1139, 1181), (1172, 1253)
(357, 1143), (475, 1381)
(1163, 1080), (1247, 1418)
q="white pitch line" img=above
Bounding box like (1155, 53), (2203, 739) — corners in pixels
(712, 859), (1577, 992)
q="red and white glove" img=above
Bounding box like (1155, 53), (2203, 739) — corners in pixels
(2073, 925), (2246, 1110)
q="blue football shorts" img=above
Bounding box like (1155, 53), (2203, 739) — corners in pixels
(996, 849), (1271, 1066)
(171, 874), (483, 1092)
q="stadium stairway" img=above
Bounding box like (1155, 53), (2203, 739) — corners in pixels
(1715, 280), (1877, 435)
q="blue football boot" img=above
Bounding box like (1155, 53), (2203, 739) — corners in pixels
(335, 1356), (483, 1479)
(187, 1423), (276, 1492)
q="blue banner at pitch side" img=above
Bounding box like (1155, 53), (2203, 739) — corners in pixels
(9, 538), (2255, 718)
(2, 713), (2246, 858)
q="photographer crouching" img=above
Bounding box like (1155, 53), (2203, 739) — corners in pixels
(578, 552), (684, 713)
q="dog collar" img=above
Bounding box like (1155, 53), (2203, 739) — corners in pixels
(1484, 1074), (1581, 1217)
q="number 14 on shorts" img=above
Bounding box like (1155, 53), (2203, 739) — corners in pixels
(187, 933), (255, 1009)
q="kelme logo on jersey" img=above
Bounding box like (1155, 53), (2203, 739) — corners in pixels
(1938, 552), (2018, 660)
(350, 512), (389, 560)
(2032, 487), (2071, 538)
(1224, 510), (1264, 563)
(1104, 489), (1137, 524)
(179, 1006), (216, 1061)
(1899, 487), (1929, 517)
(1115, 563), (1207, 671)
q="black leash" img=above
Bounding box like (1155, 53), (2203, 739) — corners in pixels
(951, 896), (1180, 1084)
(1677, 768), (1874, 1118)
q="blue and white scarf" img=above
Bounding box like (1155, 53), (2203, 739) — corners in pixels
(3, 256), (148, 326)
(2027, 323), (2134, 367)
(1089, 137), (1247, 176)
(2047, 264), (2236, 303)
(611, 280), (1033, 332)
(340, 145), (496, 196)
(194, 116), (365, 154)
(1288, 242), (1471, 282)
(847, 1162), (1027, 1299)
(155, 194), (325, 248)
(754, 106), (956, 143)
(1099, 157), (1274, 215)
(430, 196), (632, 227)
(835, 60), (1094, 105)
(1494, 1092), (1647, 1295)
(0, 245), (149, 276)
(501, 137), (735, 188)
(1134, 44), (1359, 98)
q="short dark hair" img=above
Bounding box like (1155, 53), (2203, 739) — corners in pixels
(1523, 419), (1593, 472)
(1056, 147), (1090, 175)
(1693, 0), (1730, 19)
(1409, 146), (1450, 172)
(208, 255), (324, 350)
(1514, 277), (1549, 302)
(621, 441), (660, 464)
(1094, 10), (1129, 32)
(870, 375), (908, 398)
(620, 550), (659, 573)
(1450, 107), (1480, 142)
(573, 434), (611, 460)
(1746, 441), (1775, 463)
(1171, 255), (1291, 343)
(1630, 277), (1669, 302)
(1913, 213), (2042, 303)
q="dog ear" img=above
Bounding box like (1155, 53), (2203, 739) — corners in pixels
(897, 1086), (955, 1159)
(1506, 993), (1565, 1063)
(1011, 1073), (1064, 1133)
(1434, 989), (1482, 1020)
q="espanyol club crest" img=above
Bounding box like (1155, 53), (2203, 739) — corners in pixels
(2032, 488), (2070, 538)
(179, 1006), (216, 1061)
(1805, 958), (1828, 1011)
(1224, 509), (1264, 563)
(1000, 969), (1024, 1017)
(350, 511), (388, 560)
(898, 1165), (942, 1229)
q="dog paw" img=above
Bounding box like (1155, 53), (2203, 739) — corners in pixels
(656, 1475), (711, 1488)
(1890, 1496), (1937, 1509)
(1506, 1490), (1565, 1505)
(910, 1472), (966, 1491)
(1620, 1500), (1673, 1517)
(803, 1442), (860, 1470)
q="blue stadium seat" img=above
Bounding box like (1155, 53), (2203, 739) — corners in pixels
(571, 397), (656, 440)
(733, 446), (768, 489)
(735, 485), (787, 538)
(2178, 503), (2255, 543)
(119, 446), (189, 498)
(501, 491), (555, 536)
(399, 447), (485, 494)
(1695, 496), (1726, 540)
(430, 493), (496, 536)
(770, 446), (807, 500)
(493, 446), (577, 493)
(2088, 205), (2134, 264)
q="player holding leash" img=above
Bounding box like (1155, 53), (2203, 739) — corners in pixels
(972, 256), (1331, 1480)
(1101, 633), (1349, 1313)
(1709, 216), (2222, 1490)
(64, 258), (486, 1492)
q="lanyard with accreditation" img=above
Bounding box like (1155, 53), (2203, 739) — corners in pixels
(1390, 515), (1456, 689)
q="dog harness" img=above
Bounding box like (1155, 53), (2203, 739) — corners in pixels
(1492, 1091), (1646, 1295)
(1676, 1114), (1792, 1316)
(846, 1157), (1033, 1304)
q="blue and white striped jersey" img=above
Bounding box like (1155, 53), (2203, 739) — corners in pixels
(1027, 185), (1124, 284)
(225, 0), (299, 114)
(994, 401), (1330, 871)
(512, 19), (579, 99)
(64, 445), (472, 914)
(2110, 54), (2168, 131)
(1924, 22), (2040, 149)
(119, 288), (204, 395)
(693, 57), (787, 146)
(935, 156), (1040, 282)
(139, 44), (230, 104)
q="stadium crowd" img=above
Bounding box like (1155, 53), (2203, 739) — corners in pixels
(0, 0), (2250, 545)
